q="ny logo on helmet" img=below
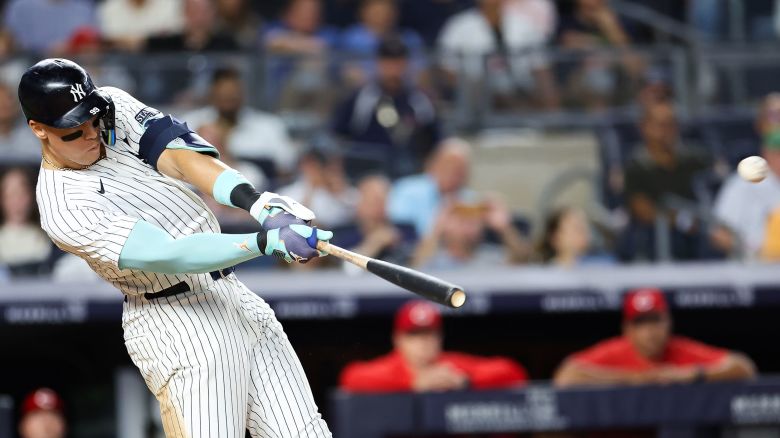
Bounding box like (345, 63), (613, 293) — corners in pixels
(70, 84), (86, 102)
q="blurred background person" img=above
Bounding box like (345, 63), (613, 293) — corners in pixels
(437, 0), (560, 110)
(554, 288), (756, 387)
(340, 300), (528, 392)
(98, 0), (184, 52)
(331, 174), (416, 270)
(0, 168), (52, 277)
(263, 0), (338, 56)
(263, 0), (337, 109)
(3, 0), (97, 55)
(144, 0), (240, 53)
(196, 123), (268, 230)
(536, 206), (615, 266)
(214, 0), (261, 50)
(556, 0), (645, 109)
(339, 0), (425, 85)
(410, 196), (529, 270)
(333, 35), (441, 177)
(0, 82), (39, 161)
(185, 66), (298, 182)
(387, 138), (471, 236)
(19, 388), (66, 438)
(398, 0), (473, 47)
(619, 100), (712, 261)
(278, 136), (359, 229)
(711, 93), (780, 260)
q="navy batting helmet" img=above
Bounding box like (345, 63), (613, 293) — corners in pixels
(18, 58), (116, 145)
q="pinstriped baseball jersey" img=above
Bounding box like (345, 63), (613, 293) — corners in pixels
(36, 86), (223, 296)
(35, 85), (332, 437)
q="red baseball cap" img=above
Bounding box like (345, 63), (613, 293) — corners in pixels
(394, 300), (442, 334)
(21, 388), (64, 416)
(623, 288), (668, 322)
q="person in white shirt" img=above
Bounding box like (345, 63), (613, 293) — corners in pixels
(437, 0), (559, 109)
(711, 94), (780, 259)
(0, 168), (51, 269)
(98, 0), (184, 51)
(278, 137), (358, 229)
(184, 67), (298, 179)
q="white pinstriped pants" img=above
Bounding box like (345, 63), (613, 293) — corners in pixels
(122, 275), (332, 438)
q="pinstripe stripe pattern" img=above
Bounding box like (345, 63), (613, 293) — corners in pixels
(36, 87), (332, 437)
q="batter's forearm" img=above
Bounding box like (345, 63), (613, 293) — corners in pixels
(118, 220), (262, 274)
(158, 148), (231, 197)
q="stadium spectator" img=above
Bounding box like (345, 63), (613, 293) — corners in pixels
(331, 174), (415, 270)
(0, 82), (39, 161)
(339, 0), (425, 85)
(61, 28), (138, 93)
(98, 0), (184, 52)
(556, 0), (644, 109)
(399, 0), (473, 47)
(215, 0), (261, 49)
(553, 288), (756, 387)
(333, 36), (442, 176)
(437, 0), (560, 110)
(387, 138), (473, 236)
(145, 0), (240, 52)
(277, 136), (359, 228)
(340, 300), (528, 392)
(184, 67), (298, 178)
(0, 26), (13, 57)
(619, 101), (711, 261)
(3, 0), (97, 55)
(19, 388), (66, 438)
(263, 0), (338, 55)
(711, 93), (780, 260)
(411, 195), (528, 269)
(0, 168), (52, 274)
(536, 206), (615, 266)
(262, 0), (338, 109)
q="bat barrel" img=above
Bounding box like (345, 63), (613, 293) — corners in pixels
(366, 259), (467, 308)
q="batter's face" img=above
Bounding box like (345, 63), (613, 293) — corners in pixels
(29, 116), (103, 168)
(624, 313), (671, 360)
(394, 329), (443, 369)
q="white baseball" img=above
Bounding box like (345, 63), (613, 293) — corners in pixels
(738, 156), (768, 183)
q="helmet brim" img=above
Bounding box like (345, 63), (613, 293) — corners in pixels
(47, 90), (110, 129)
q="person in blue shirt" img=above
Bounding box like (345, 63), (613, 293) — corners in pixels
(387, 138), (474, 236)
(339, 0), (425, 84)
(262, 0), (339, 106)
(4, 0), (97, 55)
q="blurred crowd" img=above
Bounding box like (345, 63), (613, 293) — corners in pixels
(2, 0), (780, 280)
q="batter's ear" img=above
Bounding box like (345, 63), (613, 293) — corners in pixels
(28, 120), (48, 140)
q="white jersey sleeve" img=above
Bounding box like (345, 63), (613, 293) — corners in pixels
(44, 207), (138, 270)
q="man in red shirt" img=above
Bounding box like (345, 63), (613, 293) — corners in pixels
(340, 300), (527, 392)
(554, 288), (756, 387)
(19, 388), (67, 438)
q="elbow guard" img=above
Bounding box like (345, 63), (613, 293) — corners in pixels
(138, 115), (218, 169)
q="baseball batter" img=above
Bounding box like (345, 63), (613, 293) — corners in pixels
(19, 59), (333, 437)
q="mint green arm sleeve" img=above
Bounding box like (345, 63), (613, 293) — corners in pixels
(118, 220), (261, 274)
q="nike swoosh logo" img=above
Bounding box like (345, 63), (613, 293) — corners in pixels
(97, 179), (105, 194)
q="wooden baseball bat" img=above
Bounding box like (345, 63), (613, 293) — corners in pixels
(316, 241), (467, 308)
